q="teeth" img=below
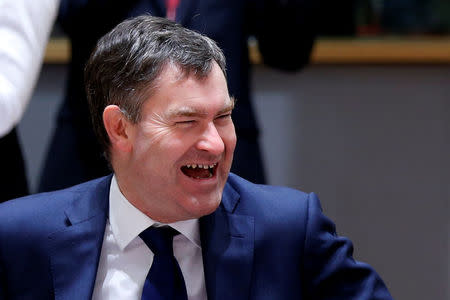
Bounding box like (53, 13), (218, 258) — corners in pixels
(184, 163), (217, 169)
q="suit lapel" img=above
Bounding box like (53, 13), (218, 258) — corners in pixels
(48, 176), (111, 300)
(200, 182), (255, 300)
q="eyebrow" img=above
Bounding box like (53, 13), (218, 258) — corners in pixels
(167, 97), (235, 119)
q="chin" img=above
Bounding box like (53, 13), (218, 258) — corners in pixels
(183, 195), (222, 219)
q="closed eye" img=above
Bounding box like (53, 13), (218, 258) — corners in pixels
(215, 113), (232, 120)
(176, 120), (196, 124)
(175, 119), (197, 127)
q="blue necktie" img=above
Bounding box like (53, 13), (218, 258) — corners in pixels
(139, 226), (188, 300)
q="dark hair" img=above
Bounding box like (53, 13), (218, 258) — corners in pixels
(85, 15), (226, 160)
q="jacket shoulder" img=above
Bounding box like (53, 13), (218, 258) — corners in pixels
(227, 173), (310, 201)
(0, 176), (111, 237)
(226, 173), (315, 218)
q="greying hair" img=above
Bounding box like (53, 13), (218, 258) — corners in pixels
(85, 15), (226, 160)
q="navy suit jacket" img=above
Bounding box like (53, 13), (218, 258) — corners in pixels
(0, 174), (392, 299)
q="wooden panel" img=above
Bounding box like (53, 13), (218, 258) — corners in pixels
(46, 37), (450, 64)
(44, 38), (70, 63)
(311, 38), (450, 64)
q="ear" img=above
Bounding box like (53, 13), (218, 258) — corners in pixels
(103, 105), (134, 153)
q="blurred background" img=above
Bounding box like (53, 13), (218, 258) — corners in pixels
(17, 1), (450, 299)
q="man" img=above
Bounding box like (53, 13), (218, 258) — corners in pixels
(38, 0), (317, 192)
(0, 16), (392, 299)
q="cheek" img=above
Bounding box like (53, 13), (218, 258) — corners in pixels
(133, 124), (192, 168)
(131, 127), (174, 173)
(139, 122), (173, 145)
(133, 121), (179, 156)
(221, 124), (237, 151)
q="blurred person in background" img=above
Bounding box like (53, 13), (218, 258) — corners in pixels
(0, 0), (59, 202)
(38, 0), (317, 192)
(381, 0), (434, 34)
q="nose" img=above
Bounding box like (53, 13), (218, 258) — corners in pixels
(196, 122), (225, 155)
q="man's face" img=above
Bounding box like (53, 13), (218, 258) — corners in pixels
(119, 62), (236, 223)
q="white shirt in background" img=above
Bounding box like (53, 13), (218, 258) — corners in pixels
(0, 0), (59, 137)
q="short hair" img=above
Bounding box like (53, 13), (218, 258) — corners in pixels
(85, 15), (226, 160)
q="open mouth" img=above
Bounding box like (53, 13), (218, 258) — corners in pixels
(181, 163), (217, 179)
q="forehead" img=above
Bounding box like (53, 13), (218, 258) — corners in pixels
(143, 62), (231, 114)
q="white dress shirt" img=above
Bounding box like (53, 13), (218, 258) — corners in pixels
(92, 175), (207, 300)
(0, 0), (59, 137)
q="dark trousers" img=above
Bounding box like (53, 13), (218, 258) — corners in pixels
(0, 128), (29, 202)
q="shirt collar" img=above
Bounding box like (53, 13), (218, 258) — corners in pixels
(109, 175), (201, 251)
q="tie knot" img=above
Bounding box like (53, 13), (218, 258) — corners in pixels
(139, 226), (178, 255)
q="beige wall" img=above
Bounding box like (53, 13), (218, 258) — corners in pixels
(252, 64), (450, 300)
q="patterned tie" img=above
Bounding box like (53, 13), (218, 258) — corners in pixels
(139, 226), (188, 300)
